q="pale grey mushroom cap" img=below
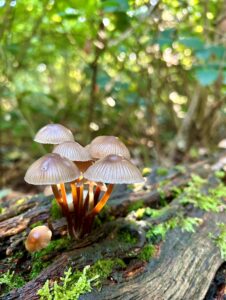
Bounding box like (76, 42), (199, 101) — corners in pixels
(53, 141), (92, 162)
(34, 124), (74, 144)
(24, 153), (81, 185)
(89, 136), (131, 159)
(84, 154), (144, 184)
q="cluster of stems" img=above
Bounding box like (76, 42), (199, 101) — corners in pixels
(51, 180), (114, 239)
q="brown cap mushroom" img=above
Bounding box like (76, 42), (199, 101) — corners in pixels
(25, 225), (52, 252)
(89, 136), (131, 159)
(34, 124), (74, 144)
(24, 153), (80, 185)
(84, 154), (144, 184)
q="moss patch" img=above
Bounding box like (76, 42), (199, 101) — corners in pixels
(50, 198), (62, 220)
(128, 200), (144, 212)
(0, 271), (26, 295)
(210, 223), (226, 260)
(138, 244), (157, 261)
(30, 237), (71, 280)
(30, 221), (44, 229)
(37, 258), (126, 299)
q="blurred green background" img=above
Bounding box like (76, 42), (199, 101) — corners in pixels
(0, 0), (226, 188)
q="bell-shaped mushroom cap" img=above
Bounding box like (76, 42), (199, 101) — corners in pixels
(89, 136), (131, 159)
(24, 153), (80, 185)
(34, 124), (74, 144)
(84, 154), (144, 184)
(53, 141), (92, 162)
(25, 225), (52, 252)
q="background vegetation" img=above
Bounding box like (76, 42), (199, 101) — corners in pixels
(1, 0), (226, 188)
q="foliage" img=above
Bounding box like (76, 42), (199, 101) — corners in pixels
(0, 271), (25, 294)
(179, 174), (226, 212)
(210, 223), (226, 260)
(38, 258), (126, 299)
(1, 0), (225, 172)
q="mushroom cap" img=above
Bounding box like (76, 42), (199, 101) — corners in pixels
(25, 225), (52, 252)
(53, 141), (92, 162)
(84, 154), (144, 184)
(24, 153), (81, 185)
(89, 136), (130, 159)
(34, 124), (74, 144)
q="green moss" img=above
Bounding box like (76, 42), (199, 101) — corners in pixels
(37, 258), (126, 299)
(88, 258), (126, 288)
(210, 223), (226, 260)
(214, 170), (225, 179)
(30, 237), (71, 280)
(37, 266), (97, 300)
(0, 206), (6, 214)
(180, 174), (226, 212)
(173, 165), (186, 174)
(16, 198), (26, 205)
(138, 244), (156, 261)
(128, 200), (144, 212)
(50, 198), (62, 220)
(156, 167), (168, 176)
(30, 221), (44, 229)
(146, 216), (202, 242)
(118, 228), (138, 244)
(0, 271), (26, 295)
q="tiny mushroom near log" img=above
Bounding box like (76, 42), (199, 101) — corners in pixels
(25, 225), (52, 253)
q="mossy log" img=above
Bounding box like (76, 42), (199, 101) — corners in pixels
(0, 153), (225, 300)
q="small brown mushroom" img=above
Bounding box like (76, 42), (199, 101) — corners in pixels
(34, 124), (74, 144)
(89, 136), (131, 160)
(25, 225), (52, 253)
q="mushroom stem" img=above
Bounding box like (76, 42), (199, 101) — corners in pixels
(82, 184), (114, 235)
(70, 182), (79, 230)
(94, 185), (101, 206)
(77, 183), (84, 230)
(90, 184), (114, 216)
(88, 184), (94, 211)
(60, 184), (75, 238)
(70, 182), (78, 212)
(51, 185), (63, 209)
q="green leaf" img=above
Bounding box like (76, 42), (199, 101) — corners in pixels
(194, 67), (219, 86)
(179, 37), (204, 50)
(102, 0), (129, 13)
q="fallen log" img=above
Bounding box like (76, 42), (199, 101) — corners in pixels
(0, 153), (225, 300)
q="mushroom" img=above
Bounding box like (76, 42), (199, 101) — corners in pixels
(34, 124), (74, 144)
(83, 154), (144, 233)
(53, 141), (94, 225)
(25, 225), (52, 253)
(24, 153), (81, 237)
(53, 141), (93, 172)
(88, 136), (131, 160)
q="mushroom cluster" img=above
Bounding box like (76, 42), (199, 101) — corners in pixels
(25, 124), (144, 239)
